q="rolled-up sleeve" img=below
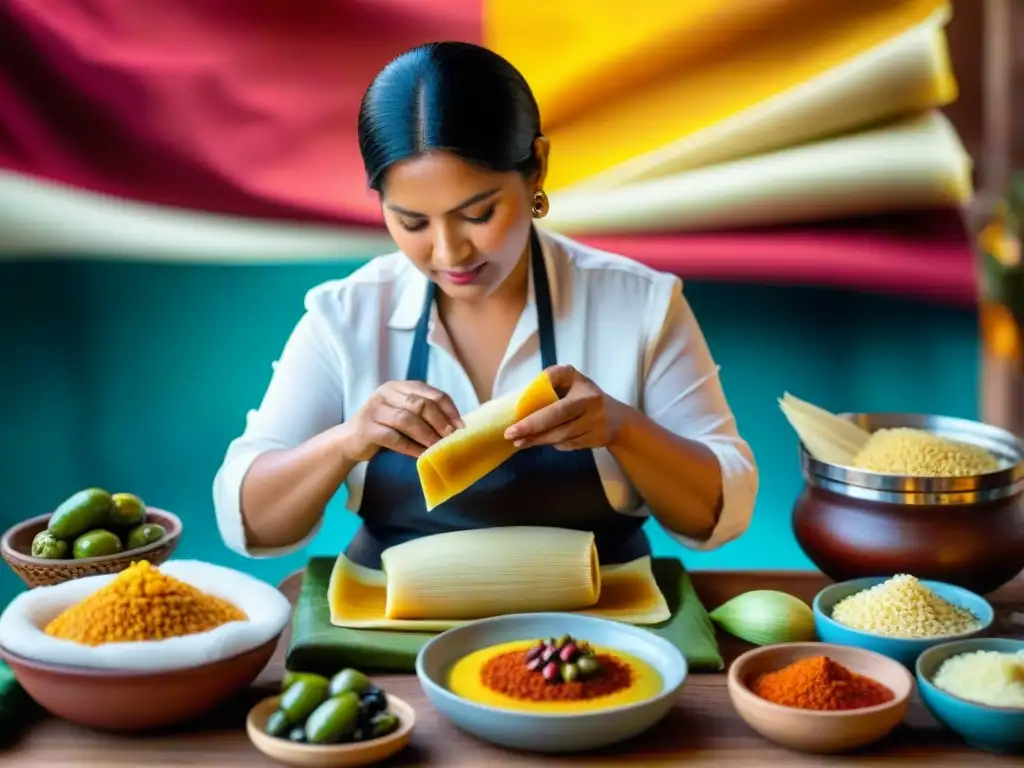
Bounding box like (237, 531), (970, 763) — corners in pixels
(642, 280), (759, 550)
(212, 305), (346, 558)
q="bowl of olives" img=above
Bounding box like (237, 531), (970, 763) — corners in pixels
(247, 667), (415, 767)
(1, 487), (182, 588)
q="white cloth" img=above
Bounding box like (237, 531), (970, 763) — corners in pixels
(213, 229), (759, 557)
(0, 561), (292, 671)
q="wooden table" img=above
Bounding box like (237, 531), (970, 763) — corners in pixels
(5, 571), (1023, 767)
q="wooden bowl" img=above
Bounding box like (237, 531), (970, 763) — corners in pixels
(727, 642), (914, 754)
(1, 508), (182, 589)
(247, 693), (415, 767)
(0, 635), (279, 731)
(792, 413), (1024, 594)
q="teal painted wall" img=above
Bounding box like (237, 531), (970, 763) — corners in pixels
(0, 259), (980, 605)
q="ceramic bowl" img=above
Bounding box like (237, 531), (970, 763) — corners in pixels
(916, 638), (1024, 754)
(247, 693), (415, 767)
(1, 508), (182, 589)
(415, 612), (688, 753)
(813, 577), (994, 668)
(728, 642), (914, 754)
(791, 413), (1024, 595)
(0, 636), (279, 731)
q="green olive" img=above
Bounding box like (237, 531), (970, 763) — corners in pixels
(31, 530), (69, 559)
(305, 692), (359, 745)
(72, 529), (123, 559)
(265, 710), (290, 738)
(280, 677), (330, 725)
(329, 668), (371, 697)
(124, 522), (165, 551)
(109, 492), (147, 527)
(281, 671), (330, 693)
(370, 711), (399, 738)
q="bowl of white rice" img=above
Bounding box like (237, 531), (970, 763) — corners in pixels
(813, 575), (994, 669)
(916, 638), (1024, 754)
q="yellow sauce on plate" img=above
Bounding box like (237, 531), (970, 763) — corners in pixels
(447, 639), (663, 713)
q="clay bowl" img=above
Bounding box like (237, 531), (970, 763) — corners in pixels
(247, 693), (415, 767)
(0, 635), (279, 731)
(1, 508), (182, 589)
(792, 413), (1024, 595)
(727, 642), (915, 754)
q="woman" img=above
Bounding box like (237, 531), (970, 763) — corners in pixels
(213, 42), (758, 569)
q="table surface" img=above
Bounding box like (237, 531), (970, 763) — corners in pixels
(5, 570), (1023, 767)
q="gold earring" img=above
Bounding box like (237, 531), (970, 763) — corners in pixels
(532, 190), (549, 219)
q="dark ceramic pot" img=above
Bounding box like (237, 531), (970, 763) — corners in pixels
(792, 413), (1024, 595)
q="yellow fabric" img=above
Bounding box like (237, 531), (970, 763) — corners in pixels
(379, 527), (599, 620)
(416, 371), (559, 510)
(328, 551), (671, 630)
(548, 9), (955, 191)
(485, 0), (954, 191)
(485, 1), (795, 132)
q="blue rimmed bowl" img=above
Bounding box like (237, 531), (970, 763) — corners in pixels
(916, 638), (1024, 754)
(813, 577), (994, 668)
(415, 612), (688, 753)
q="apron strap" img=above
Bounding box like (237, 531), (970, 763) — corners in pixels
(529, 226), (557, 369)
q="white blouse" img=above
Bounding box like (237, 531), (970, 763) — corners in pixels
(213, 229), (759, 558)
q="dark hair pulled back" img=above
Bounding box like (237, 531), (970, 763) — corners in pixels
(357, 41), (542, 192)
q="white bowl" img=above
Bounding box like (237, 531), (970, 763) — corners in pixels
(415, 612), (687, 753)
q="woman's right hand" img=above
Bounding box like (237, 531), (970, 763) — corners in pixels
(339, 381), (464, 461)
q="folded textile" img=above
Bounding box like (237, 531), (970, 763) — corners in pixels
(545, 112), (971, 235)
(287, 556), (724, 675)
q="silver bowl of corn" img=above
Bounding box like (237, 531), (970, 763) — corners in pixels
(779, 395), (1024, 594)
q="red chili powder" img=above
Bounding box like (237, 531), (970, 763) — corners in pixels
(480, 651), (632, 701)
(748, 656), (895, 711)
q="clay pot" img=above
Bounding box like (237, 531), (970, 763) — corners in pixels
(792, 413), (1024, 595)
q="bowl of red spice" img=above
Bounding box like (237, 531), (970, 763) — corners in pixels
(415, 612), (688, 753)
(727, 642), (914, 754)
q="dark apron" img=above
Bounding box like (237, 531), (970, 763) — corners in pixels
(345, 227), (650, 569)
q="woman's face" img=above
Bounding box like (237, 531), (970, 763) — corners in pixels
(379, 148), (546, 301)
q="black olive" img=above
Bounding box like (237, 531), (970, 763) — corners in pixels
(356, 707), (375, 729)
(360, 690), (387, 715)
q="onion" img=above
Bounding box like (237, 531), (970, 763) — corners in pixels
(709, 590), (816, 646)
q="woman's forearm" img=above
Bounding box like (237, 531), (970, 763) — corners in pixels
(239, 423), (358, 549)
(606, 402), (724, 542)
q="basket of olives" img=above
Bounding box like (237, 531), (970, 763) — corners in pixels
(0, 487), (182, 588)
(247, 666), (415, 766)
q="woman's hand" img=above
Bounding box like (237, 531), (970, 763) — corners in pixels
(340, 381), (464, 461)
(504, 365), (628, 451)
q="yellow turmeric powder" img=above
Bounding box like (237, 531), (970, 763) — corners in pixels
(44, 560), (247, 645)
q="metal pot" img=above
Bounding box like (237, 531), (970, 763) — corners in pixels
(792, 413), (1024, 594)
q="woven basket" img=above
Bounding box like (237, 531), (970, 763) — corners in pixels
(1, 508), (183, 589)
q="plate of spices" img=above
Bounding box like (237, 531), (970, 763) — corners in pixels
(415, 612), (687, 753)
(727, 642), (915, 754)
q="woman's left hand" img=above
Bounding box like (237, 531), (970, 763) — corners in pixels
(504, 365), (628, 451)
